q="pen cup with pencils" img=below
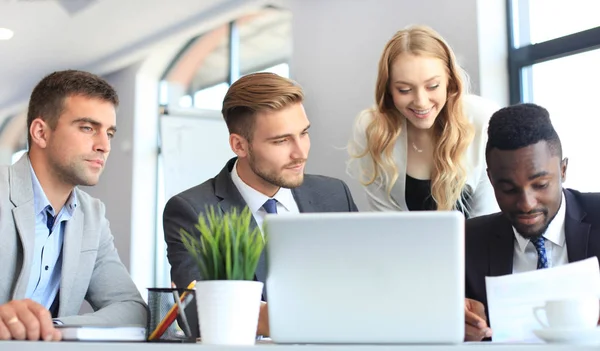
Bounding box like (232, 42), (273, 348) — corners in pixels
(147, 287), (197, 343)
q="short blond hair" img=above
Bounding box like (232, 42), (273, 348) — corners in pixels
(222, 72), (304, 141)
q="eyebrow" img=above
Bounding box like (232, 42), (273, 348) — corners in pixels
(496, 171), (551, 185)
(394, 75), (441, 85)
(266, 124), (311, 141)
(72, 117), (117, 133)
(528, 171), (550, 180)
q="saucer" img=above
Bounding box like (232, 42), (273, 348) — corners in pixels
(533, 326), (600, 344)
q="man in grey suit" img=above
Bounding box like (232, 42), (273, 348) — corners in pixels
(164, 72), (358, 337)
(0, 70), (147, 341)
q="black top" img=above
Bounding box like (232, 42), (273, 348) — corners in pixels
(405, 174), (472, 216)
(405, 174), (436, 211)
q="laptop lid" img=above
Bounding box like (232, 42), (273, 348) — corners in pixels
(264, 211), (465, 344)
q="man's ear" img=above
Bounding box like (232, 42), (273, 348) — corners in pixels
(561, 157), (568, 183)
(229, 133), (249, 158)
(29, 118), (50, 149)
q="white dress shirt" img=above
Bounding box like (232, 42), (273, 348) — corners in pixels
(230, 160), (300, 233)
(512, 193), (569, 273)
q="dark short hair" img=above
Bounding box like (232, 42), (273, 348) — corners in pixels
(221, 72), (304, 142)
(27, 70), (119, 146)
(485, 103), (562, 161)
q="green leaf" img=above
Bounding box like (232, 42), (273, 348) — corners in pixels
(180, 204), (266, 281)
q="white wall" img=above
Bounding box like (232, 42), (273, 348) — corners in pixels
(286, 0), (507, 210)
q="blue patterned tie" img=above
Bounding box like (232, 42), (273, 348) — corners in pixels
(263, 199), (278, 214)
(531, 236), (548, 269)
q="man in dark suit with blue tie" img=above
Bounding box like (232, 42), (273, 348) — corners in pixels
(463, 103), (600, 341)
(163, 72), (359, 338)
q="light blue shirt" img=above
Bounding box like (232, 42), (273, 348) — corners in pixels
(25, 165), (77, 309)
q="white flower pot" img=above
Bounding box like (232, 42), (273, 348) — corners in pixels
(195, 280), (263, 345)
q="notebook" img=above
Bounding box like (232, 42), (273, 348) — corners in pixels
(57, 325), (146, 342)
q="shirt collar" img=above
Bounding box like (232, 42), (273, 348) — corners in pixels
(230, 159), (295, 213)
(513, 193), (566, 253)
(29, 162), (78, 217)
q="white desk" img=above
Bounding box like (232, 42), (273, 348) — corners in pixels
(0, 342), (597, 350)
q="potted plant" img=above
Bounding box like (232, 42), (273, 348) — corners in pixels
(180, 205), (265, 345)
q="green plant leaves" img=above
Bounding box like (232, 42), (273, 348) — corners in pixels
(180, 205), (265, 280)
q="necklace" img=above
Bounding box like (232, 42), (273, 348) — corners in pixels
(411, 141), (423, 153)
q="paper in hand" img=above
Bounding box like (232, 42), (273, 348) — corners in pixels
(485, 257), (600, 343)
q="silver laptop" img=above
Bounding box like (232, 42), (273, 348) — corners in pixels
(264, 211), (465, 344)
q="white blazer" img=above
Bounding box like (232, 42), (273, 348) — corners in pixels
(348, 94), (500, 217)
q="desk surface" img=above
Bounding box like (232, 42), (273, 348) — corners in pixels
(0, 342), (598, 350)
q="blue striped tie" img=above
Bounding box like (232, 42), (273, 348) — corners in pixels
(531, 236), (548, 269)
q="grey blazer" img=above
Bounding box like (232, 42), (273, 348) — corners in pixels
(0, 155), (147, 326)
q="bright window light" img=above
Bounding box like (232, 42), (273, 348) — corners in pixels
(0, 28), (14, 41)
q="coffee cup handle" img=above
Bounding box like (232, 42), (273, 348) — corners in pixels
(533, 306), (549, 328)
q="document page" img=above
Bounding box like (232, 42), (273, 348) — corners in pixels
(485, 257), (600, 343)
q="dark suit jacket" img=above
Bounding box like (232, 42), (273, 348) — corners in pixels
(465, 188), (600, 324)
(163, 158), (358, 336)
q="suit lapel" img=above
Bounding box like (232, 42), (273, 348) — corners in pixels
(564, 189), (590, 263)
(214, 159), (269, 291)
(390, 118), (409, 210)
(11, 205), (35, 299)
(489, 215), (514, 277)
(9, 156), (36, 299)
(215, 159), (256, 224)
(291, 186), (314, 212)
(58, 208), (83, 315)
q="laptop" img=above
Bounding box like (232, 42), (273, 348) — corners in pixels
(263, 211), (465, 344)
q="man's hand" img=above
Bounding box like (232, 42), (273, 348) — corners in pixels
(464, 298), (492, 341)
(257, 301), (269, 337)
(0, 299), (61, 341)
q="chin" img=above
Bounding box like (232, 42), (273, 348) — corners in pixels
(514, 225), (545, 238)
(282, 175), (304, 189)
(80, 176), (100, 187)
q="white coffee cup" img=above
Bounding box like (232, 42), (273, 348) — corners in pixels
(533, 298), (600, 330)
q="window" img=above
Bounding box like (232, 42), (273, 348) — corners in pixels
(507, 0), (600, 191)
(507, 0), (600, 103)
(160, 7), (292, 110)
(193, 82), (229, 110)
(512, 0), (600, 48)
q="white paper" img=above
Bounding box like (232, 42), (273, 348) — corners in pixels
(485, 257), (600, 343)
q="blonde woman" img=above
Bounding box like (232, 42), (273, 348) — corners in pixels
(348, 25), (499, 217)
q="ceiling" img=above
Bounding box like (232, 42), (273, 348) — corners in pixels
(0, 0), (266, 116)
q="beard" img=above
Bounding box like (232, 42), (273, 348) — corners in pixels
(48, 152), (103, 187)
(247, 150), (305, 189)
(512, 207), (558, 239)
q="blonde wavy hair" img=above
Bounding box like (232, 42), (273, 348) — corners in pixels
(351, 25), (474, 211)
